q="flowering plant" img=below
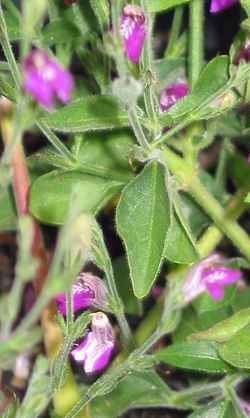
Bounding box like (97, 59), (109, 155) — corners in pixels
(0, 0), (250, 417)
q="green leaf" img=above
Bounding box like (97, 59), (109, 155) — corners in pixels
(42, 19), (81, 46)
(116, 162), (170, 298)
(30, 170), (123, 225)
(41, 96), (129, 133)
(155, 58), (185, 89)
(192, 286), (236, 315)
(241, 0), (250, 16)
(89, 0), (109, 29)
(160, 56), (230, 126)
(219, 324), (250, 369)
(90, 371), (173, 418)
(16, 356), (50, 418)
(173, 306), (230, 343)
(189, 308), (250, 343)
(148, 0), (190, 13)
(164, 213), (198, 264)
(245, 193), (250, 203)
(156, 341), (230, 373)
(228, 152), (250, 188)
(0, 72), (16, 100)
(164, 189), (199, 264)
(113, 257), (142, 316)
(189, 401), (236, 418)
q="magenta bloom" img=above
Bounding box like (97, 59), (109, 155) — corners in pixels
(23, 49), (74, 111)
(56, 273), (108, 316)
(210, 0), (238, 13)
(120, 5), (146, 64)
(71, 312), (115, 374)
(182, 253), (242, 303)
(160, 83), (189, 113)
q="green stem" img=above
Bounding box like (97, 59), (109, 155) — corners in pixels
(111, 0), (127, 76)
(140, 0), (158, 130)
(0, 2), (21, 88)
(152, 117), (190, 148)
(128, 108), (150, 149)
(215, 138), (228, 193)
(166, 7), (183, 57)
(163, 148), (250, 260)
(189, 0), (204, 89)
(198, 186), (248, 257)
(37, 120), (77, 165)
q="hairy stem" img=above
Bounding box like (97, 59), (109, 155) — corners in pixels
(189, 0), (204, 89)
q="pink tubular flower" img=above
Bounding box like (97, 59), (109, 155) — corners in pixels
(56, 273), (108, 316)
(71, 312), (115, 374)
(120, 5), (146, 64)
(182, 253), (242, 303)
(210, 0), (238, 13)
(23, 49), (74, 111)
(160, 83), (189, 113)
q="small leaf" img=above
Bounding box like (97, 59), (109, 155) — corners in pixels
(116, 162), (170, 298)
(90, 371), (172, 418)
(156, 341), (230, 373)
(219, 324), (250, 369)
(245, 193), (250, 203)
(41, 96), (129, 133)
(30, 170), (123, 225)
(148, 0), (190, 13)
(189, 401), (236, 418)
(160, 56), (229, 126)
(189, 308), (250, 343)
(192, 286), (236, 315)
(89, 0), (109, 29)
(113, 257), (142, 316)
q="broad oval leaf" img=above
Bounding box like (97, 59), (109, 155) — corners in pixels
(30, 170), (123, 225)
(189, 402), (236, 418)
(41, 96), (129, 133)
(116, 161), (170, 298)
(156, 341), (230, 373)
(219, 324), (250, 369)
(189, 308), (250, 343)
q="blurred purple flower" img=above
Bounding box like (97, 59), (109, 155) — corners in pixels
(160, 82), (189, 113)
(240, 399), (250, 416)
(120, 5), (146, 64)
(23, 49), (74, 111)
(56, 273), (108, 316)
(248, 153), (250, 164)
(182, 253), (242, 303)
(71, 312), (115, 374)
(210, 0), (238, 13)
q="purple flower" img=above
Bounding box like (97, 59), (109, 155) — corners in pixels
(210, 0), (238, 13)
(182, 253), (242, 303)
(160, 83), (189, 113)
(23, 49), (74, 111)
(120, 5), (146, 64)
(71, 312), (115, 374)
(240, 400), (250, 416)
(56, 273), (108, 316)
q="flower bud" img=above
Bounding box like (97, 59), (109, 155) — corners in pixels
(56, 272), (108, 316)
(182, 253), (242, 303)
(71, 312), (115, 374)
(23, 49), (74, 111)
(112, 76), (143, 107)
(120, 5), (146, 64)
(210, 0), (238, 14)
(160, 82), (189, 113)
